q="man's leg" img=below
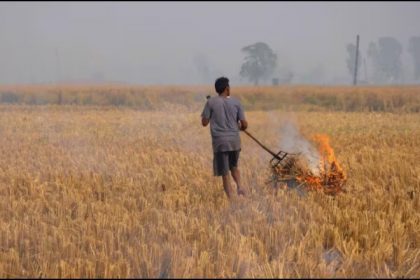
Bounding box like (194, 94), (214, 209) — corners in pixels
(229, 150), (246, 196)
(215, 152), (233, 199)
(231, 167), (246, 196)
(222, 173), (233, 199)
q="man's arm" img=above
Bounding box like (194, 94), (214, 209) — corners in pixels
(201, 100), (211, 127)
(237, 102), (247, 131)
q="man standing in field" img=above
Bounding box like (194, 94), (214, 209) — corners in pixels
(201, 77), (248, 199)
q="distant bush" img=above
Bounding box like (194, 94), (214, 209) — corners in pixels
(0, 92), (19, 104)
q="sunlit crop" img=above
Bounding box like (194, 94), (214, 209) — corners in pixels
(0, 86), (418, 278)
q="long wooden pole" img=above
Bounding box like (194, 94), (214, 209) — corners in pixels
(242, 130), (300, 159)
(243, 130), (278, 158)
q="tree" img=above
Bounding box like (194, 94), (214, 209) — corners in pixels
(367, 37), (403, 84)
(346, 43), (362, 79)
(240, 42), (277, 85)
(408, 36), (420, 80)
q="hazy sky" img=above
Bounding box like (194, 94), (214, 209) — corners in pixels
(1, 1), (419, 85)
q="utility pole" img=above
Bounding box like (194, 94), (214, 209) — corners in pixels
(55, 47), (63, 104)
(353, 34), (360, 85)
(363, 58), (368, 84)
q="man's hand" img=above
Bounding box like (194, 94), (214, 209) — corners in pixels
(202, 117), (209, 127)
(238, 119), (248, 131)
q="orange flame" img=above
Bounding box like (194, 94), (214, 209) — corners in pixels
(296, 134), (347, 195)
(312, 134), (335, 163)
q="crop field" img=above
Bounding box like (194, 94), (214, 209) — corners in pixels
(0, 86), (419, 278)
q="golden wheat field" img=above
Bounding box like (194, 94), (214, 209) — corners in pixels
(0, 86), (419, 278)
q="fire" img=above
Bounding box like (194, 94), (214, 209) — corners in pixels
(298, 134), (346, 195)
(270, 134), (347, 195)
(312, 134), (336, 164)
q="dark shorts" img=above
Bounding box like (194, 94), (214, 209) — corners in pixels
(213, 150), (240, 176)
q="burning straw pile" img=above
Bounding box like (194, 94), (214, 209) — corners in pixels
(270, 135), (346, 195)
(267, 123), (347, 196)
(244, 121), (346, 195)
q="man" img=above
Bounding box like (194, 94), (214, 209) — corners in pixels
(201, 77), (248, 199)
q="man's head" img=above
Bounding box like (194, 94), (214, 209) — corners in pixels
(215, 77), (230, 96)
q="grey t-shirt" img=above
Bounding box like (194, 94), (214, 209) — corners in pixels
(201, 95), (246, 153)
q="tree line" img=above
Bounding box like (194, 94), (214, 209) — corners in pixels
(240, 36), (420, 85)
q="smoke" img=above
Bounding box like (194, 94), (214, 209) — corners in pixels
(278, 119), (321, 176)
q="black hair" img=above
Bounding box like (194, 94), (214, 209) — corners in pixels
(214, 77), (229, 94)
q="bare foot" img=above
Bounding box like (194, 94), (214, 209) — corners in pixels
(237, 188), (246, 196)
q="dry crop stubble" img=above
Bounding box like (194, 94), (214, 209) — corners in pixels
(0, 105), (418, 278)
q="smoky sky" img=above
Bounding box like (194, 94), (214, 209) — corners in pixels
(1, 1), (420, 85)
